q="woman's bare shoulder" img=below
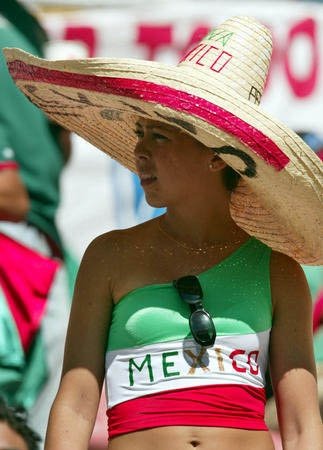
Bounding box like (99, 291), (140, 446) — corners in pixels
(90, 220), (155, 246)
(270, 250), (304, 274)
(270, 250), (308, 282)
(270, 250), (310, 311)
(82, 220), (158, 271)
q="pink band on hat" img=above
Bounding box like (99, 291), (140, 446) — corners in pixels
(9, 60), (289, 170)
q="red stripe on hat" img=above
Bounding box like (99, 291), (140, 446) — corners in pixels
(9, 60), (289, 170)
(107, 384), (267, 438)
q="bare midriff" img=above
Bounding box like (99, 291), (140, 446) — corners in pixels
(107, 426), (275, 450)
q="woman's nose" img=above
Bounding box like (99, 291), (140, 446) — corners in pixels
(134, 140), (150, 160)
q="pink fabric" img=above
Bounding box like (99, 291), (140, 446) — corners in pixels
(89, 386), (109, 449)
(107, 384), (267, 438)
(8, 60), (289, 171)
(270, 431), (283, 450)
(0, 232), (60, 352)
(0, 161), (18, 170)
(313, 290), (323, 333)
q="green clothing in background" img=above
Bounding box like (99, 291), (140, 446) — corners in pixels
(303, 265), (323, 362)
(0, 16), (64, 247)
(0, 7), (77, 416)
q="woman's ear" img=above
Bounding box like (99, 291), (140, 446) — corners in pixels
(208, 154), (227, 171)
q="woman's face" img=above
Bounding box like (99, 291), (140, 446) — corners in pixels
(133, 118), (215, 208)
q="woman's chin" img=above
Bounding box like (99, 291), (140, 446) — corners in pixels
(145, 196), (166, 209)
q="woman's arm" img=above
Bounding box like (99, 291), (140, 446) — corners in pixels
(269, 251), (323, 450)
(45, 233), (115, 450)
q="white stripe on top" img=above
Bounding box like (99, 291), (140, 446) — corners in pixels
(105, 330), (270, 408)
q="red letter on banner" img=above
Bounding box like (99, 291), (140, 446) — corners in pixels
(137, 25), (172, 60)
(63, 26), (96, 57)
(247, 351), (259, 375)
(284, 18), (318, 97)
(230, 349), (246, 373)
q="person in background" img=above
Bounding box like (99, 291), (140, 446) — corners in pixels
(5, 15), (323, 450)
(0, 1), (76, 445)
(0, 396), (41, 450)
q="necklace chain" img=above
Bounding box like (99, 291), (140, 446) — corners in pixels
(157, 217), (243, 254)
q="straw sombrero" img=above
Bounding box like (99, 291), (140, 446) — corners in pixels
(3, 16), (323, 264)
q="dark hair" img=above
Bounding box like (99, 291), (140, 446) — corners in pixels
(222, 165), (241, 191)
(0, 397), (41, 450)
(209, 147), (242, 191)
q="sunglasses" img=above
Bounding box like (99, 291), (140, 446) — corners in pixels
(173, 275), (216, 347)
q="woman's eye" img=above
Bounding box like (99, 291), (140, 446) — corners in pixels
(134, 129), (144, 138)
(152, 132), (168, 142)
(134, 129), (169, 142)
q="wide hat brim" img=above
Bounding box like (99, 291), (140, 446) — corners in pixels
(3, 45), (323, 265)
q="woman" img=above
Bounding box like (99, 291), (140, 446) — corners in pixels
(4, 15), (323, 450)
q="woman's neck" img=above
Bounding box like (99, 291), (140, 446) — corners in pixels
(161, 205), (248, 249)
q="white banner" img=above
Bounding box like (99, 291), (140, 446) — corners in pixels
(41, 1), (323, 132)
(40, 2), (323, 256)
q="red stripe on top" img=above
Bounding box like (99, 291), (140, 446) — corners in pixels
(8, 60), (289, 171)
(0, 161), (18, 170)
(107, 384), (267, 438)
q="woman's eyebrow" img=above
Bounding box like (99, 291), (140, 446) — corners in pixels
(135, 121), (173, 132)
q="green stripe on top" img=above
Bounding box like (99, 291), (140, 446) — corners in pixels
(107, 238), (272, 351)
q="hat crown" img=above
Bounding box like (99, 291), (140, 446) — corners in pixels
(178, 16), (272, 105)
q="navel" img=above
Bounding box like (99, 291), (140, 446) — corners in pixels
(190, 440), (201, 447)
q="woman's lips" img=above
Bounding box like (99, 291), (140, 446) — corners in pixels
(140, 175), (157, 186)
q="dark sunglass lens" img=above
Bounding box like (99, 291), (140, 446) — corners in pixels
(173, 275), (203, 304)
(190, 310), (216, 347)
